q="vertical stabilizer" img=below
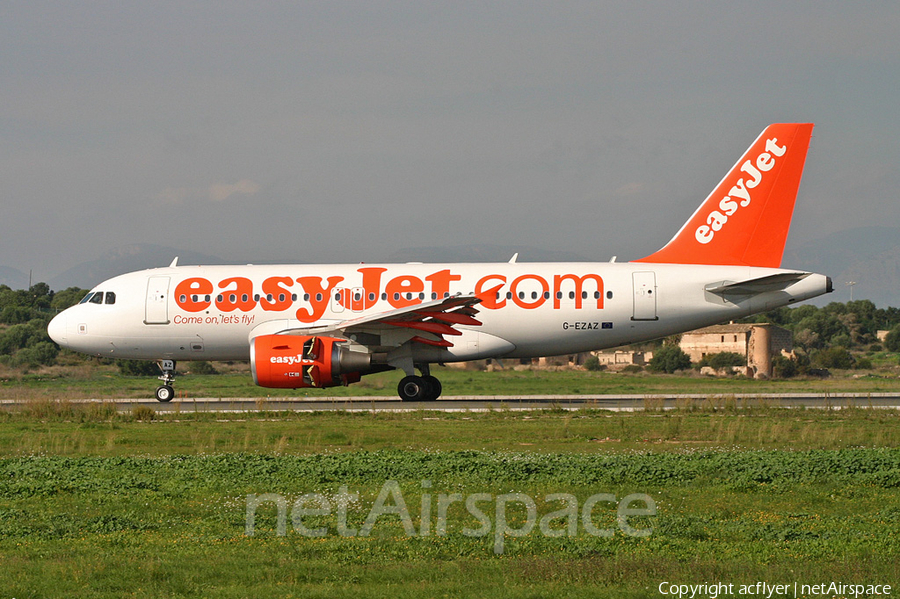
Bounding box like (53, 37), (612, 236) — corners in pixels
(635, 123), (813, 267)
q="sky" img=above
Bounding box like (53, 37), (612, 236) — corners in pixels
(2, 2), (899, 280)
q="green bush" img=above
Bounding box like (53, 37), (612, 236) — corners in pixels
(117, 360), (160, 377)
(647, 345), (692, 373)
(582, 356), (605, 371)
(0, 306), (33, 325)
(854, 357), (873, 370)
(771, 355), (797, 378)
(813, 346), (854, 370)
(0, 319), (58, 366)
(189, 361), (219, 375)
(701, 352), (746, 370)
(10, 341), (59, 367)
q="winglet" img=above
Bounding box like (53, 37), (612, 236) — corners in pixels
(635, 123), (814, 267)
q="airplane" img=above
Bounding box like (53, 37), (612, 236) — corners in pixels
(48, 123), (832, 402)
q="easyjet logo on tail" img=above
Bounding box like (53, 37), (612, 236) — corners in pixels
(694, 136), (787, 245)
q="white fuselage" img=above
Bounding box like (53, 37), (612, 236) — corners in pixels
(48, 261), (831, 363)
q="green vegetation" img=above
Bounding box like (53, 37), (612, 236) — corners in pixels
(647, 345), (692, 373)
(1, 408), (898, 597)
(743, 299), (900, 372)
(0, 283), (84, 368)
(698, 351), (746, 370)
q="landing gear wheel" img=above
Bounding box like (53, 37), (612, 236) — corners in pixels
(155, 385), (174, 402)
(398, 375), (427, 401)
(155, 360), (177, 402)
(422, 375), (442, 401)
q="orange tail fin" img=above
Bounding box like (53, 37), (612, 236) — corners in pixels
(635, 123), (814, 267)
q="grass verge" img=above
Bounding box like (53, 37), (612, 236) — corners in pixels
(2, 407), (900, 596)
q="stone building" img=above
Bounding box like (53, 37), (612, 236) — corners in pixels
(679, 323), (792, 378)
(592, 350), (650, 368)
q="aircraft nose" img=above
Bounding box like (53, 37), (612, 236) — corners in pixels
(48, 312), (68, 347)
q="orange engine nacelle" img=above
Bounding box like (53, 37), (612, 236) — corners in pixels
(251, 334), (371, 389)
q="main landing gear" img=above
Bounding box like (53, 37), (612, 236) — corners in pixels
(155, 360), (176, 402)
(397, 365), (442, 402)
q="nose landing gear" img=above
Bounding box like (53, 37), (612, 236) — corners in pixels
(155, 360), (176, 402)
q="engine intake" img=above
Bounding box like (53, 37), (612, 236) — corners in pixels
(251, 334), (372, 389)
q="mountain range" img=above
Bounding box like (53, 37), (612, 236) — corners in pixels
(2, 228), (898, 307)
(0, 266), (29, 289)
(45, 244), (226, 292)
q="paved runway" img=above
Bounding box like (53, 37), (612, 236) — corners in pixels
(4, 393), (899, 412)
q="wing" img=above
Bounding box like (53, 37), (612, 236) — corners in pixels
(283, 293), (483, 350)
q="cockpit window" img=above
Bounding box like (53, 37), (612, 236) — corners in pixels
(80, 291), (115, 305)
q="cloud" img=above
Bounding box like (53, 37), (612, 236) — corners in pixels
(208, 179), (261, 202)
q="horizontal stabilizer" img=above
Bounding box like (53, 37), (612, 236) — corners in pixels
(705, 272), (810, 296)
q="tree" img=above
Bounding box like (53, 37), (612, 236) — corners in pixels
(647, 346), (692, 373)
(583, 355), (604, 371)
(885, 327), (900, 353)
(51, 287), (88, 312)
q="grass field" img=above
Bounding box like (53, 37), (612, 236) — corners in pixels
(2, 371), (899, 597)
